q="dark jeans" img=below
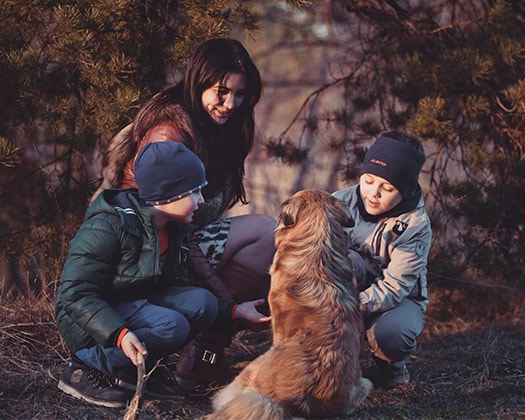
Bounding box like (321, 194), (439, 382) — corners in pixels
(74, 286), (218, 375)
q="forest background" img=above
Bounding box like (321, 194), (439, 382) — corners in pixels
(0, 0), (524, 419)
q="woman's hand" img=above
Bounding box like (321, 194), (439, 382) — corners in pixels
(120, 331), (148, 365)
(233, 299), (271, 332)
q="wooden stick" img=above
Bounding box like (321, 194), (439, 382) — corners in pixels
(122, 353), (146, 420)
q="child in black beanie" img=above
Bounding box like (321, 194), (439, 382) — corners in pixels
(55, 142), (269, 408)
(333, 130), (431, 390)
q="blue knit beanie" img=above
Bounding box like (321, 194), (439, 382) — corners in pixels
(134, 142), (207, 206)
(360, 136), (425, 198)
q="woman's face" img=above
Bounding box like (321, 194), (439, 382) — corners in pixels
(359, 173), (403, 216)
(201, 72), (247, 125)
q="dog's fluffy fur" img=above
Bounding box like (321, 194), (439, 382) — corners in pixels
(204, 190), (372, 420)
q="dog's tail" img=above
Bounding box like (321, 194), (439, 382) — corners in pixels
(204, 391), (292, 420)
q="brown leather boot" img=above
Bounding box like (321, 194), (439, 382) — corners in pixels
(175, 332), (234, 391)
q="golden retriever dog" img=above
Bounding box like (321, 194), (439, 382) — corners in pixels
(204, 189), (373, 420)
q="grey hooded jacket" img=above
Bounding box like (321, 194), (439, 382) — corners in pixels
(333, 185), (431, 317)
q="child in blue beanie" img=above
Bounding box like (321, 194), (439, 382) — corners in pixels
(55, 142), (269, 408)
(333, 130), (431, 390)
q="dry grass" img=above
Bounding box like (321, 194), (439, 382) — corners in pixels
(1, 288), (524, 420)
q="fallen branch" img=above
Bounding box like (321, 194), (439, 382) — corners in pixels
(122, 354), (146, 420)
(122, 356), (162, 420)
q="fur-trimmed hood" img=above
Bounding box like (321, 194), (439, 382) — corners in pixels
(92, 100), (196, 201)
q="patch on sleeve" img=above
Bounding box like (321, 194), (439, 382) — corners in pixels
(415, 240), (426, 256)
(392, 220), (408, 236)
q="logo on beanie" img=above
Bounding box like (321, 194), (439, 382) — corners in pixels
(370, 158), (387, 167)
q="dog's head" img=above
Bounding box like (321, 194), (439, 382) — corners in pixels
(272, 189), (359, 301)
(278, 189), (354, 230)
(275, 189), (354, 252)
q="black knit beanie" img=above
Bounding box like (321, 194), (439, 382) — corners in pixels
(360, 136), (425, 198)
(134, 142), (207, 206)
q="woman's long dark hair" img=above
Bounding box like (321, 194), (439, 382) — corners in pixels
(125, 38), (261, 208)
(183, 38), (262, 207)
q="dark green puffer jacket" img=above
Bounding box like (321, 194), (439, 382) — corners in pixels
(55, 189), (194, 354)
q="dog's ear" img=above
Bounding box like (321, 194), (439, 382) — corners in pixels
(334, 197), (355, 228)
(343, 209), (355, 228)
(279, 198), (300, 227)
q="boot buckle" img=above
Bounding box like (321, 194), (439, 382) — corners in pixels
(201, 350), (217, 364)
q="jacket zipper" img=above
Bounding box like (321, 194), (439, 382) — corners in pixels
(372, 221), (387, 255)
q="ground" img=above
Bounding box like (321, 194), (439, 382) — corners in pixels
(1, 287), (524, 419)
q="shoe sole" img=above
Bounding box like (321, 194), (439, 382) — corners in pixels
(58, 379), (128, 408)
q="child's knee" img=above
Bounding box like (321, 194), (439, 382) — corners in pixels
(155, 314), (192, 344)
(372, 326), (417, 361)
(194, 288), (219, 326)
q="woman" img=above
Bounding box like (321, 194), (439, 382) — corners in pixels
(93, 38), (275, 389)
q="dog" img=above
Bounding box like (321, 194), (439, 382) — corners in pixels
(204, 189), (373, 420)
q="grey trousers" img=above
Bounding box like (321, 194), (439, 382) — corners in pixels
(364, 298), (425, 368)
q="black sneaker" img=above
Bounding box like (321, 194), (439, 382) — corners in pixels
(58, 361), (131, 408)
(370, 364), (410, 390)
(116, 364), (187, 400)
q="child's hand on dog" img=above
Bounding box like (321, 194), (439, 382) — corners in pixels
(233, 299), (271, 332)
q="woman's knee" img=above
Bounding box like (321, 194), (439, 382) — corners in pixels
(227, 214), (276, 251)
(251, 213), (277, 239)
(222, 214), (276, 272)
